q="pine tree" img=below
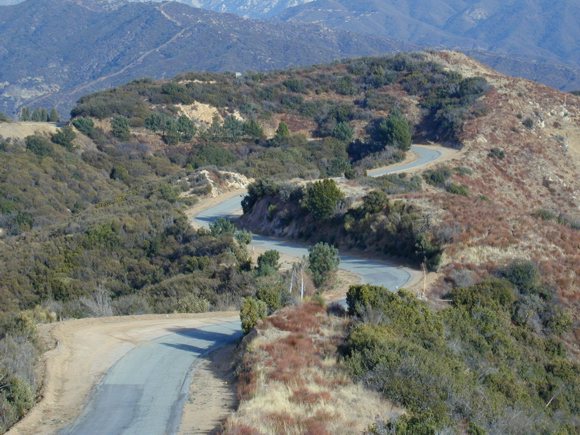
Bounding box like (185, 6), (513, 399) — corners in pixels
(49, 108), (59, 123)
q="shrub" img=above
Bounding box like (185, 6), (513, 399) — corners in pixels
(72, 117), (95, 136)
(423, 166), (452, 187)
(256, 282), (283, 313)
(346, 285), (387, 316)
(302, 179), (344, 220)
(25, 135), (53, 157)
(500, 260), (540, 294)
(111, 116), (131, 141)
(240, 297), (268, 334)
(488, 147), (505, 159)
(257, 250), (280, 276)
(51, 126), (76, 150)
(373, 111), (412, 151)
(209, 217), (236, 236)
(308, 242), (339, 287)
(446, 183), (469, 196)
(522, 117), (534, 129)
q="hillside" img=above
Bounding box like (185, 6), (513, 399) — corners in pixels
(278, 0), (580, 91)
(0, 0), (407, 117)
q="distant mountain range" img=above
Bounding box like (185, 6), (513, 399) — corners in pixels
(0, 0), (578, 117)
(0, 0), (408, 116)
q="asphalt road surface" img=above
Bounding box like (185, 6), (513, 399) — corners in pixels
(63, 144), (442, 434)
(61, 321), (241, 435)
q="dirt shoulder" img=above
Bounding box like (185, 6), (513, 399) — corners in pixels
(9, 312), (237, 435)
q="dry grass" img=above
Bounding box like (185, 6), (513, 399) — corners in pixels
(398, 53), (580, 321)
(224, 302), (402, 434)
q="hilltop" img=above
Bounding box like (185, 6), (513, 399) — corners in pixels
(0, 0), (406, 117)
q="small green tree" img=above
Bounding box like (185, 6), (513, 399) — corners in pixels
(209, 217), (236, 236)
(19, 107), (30, 121)
(49, 108), (60, 123)
(177, 115), (196, 141)
(72, 117), (95, 136)
(275, 121), (290, 139)
(235, 230), (252, 245)
(256, 282), (283, 313)
(240, 297), (268, 334)
(25, 135), (53, 157)
(303, 179), (344, 220)
(375, 111), (412, 151)
(51, 126), (76, 150)
(332, 121), (354, 142)
(257, 250), (280, 275)
(308, 242), (340, 287)
(111, 116), (131, 141)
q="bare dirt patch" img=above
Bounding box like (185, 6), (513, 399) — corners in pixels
(179, 343), (238, 435)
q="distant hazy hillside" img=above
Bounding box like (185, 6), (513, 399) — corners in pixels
(0, 0), (406, 116)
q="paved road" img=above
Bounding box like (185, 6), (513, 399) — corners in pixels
(367, 145), (442, 177)
(61, 320), (241, 435)
(64, 145), (441, 434)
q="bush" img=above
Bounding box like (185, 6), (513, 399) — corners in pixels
(308, 242), (339, 287)
(257, 250), (280, 276)
(71, 117), (95, 136)
(488, 147), (505, 159)
(423, 166), (451, 187)
(111, 116), (131, 141)
(373, 111), (412, 151)
(209, 217), (236, 236)
(446, 183), (469, 196)
(500, 260), (540, 294)
(346, 284), (387, 316)
(51, 126), (76, 150)
(240, 297), (268, 334)
(302, 179), (344, 220)
(25, 135), (53, 157)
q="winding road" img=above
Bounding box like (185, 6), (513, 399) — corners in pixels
(60, 144), (446, 434)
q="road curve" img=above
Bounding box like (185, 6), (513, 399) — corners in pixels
(62, 144), (443, 434)
(61, 321), (241, 435)
(367, 145), (442, 177)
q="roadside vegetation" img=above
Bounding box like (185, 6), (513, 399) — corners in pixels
(240, 179), (443, 270)
(344, 261), (577, 433)
(68, 53), (489, 180)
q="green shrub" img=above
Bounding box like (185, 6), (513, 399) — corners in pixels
(423, 166), (451, 187)
(302, 179), (344, 220)
(446, 183), (469, 196)
(256, 250), (280, 276)
(25, 135), (53, 157)
(72, 117), (95, 136)
(240, 297), (268, 334)
(308, 242), (339, 287)
(111, 116), (131, 141)
(51, 126), (76, 150)
(372, 111), (412, 151)
(488, 147), (505, 159)
(209, 217), (236, 236)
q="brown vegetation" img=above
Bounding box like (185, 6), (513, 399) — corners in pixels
(224, 302), (402, 434)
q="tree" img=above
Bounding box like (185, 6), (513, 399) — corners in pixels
(257, 250), (280, 275)
(308, 242), (340, 287)
(374, 111), (412, 151)
(240, 297), (268, 333)
(303, 179), (344, 220)
(19, 107), (30, 121)
(72, 117), (95, 136)
(332, 121), (354, 142)
(111, 116), (131, 141)
(177, 115), (196, 141)
(51, 126), (76, 150)
(49, 108), (59, 123)
(275, 121), (290, 140)
(25, 135), (53, 157)
(209, 217), (236, 236)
